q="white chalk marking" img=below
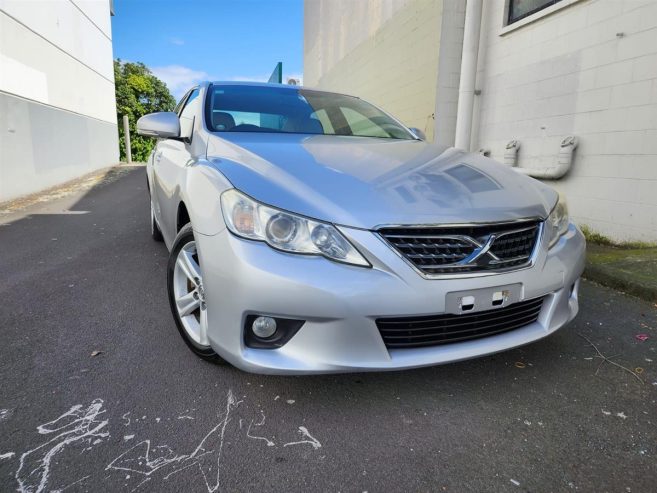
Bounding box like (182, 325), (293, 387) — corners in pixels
(15, 399), (108, 493)
(0, 452), (15, 459)
(0, 408), (13, 422)
(105, 391), (323, 491)
(246, 412), (275, 447)
(162, 462), (197, 481)
(106, 441), (185, 477)
(130, 476), (151, 492)
(283, 427), (322, 450)
(57, 475), (90, 492)
(107, 390), (242, 493)
(193, 389), (241, 493)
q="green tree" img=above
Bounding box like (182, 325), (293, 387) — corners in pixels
(114, 60), (177, 162)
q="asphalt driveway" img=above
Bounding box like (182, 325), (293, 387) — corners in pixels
(1, 166), (656, 492)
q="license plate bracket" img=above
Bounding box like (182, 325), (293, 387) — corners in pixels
(445, 283), (523, 315)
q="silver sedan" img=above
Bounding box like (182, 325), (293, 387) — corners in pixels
(137, 82), (585, 374)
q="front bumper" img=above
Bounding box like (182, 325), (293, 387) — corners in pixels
(195, 222), (585, 374)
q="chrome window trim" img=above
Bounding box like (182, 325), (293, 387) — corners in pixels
(375, 218), (545, 280)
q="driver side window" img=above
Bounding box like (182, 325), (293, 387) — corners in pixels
(179, 88), (200, 140)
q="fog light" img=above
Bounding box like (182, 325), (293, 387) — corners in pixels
(252, 316), (277, 338)
(244, 315), (305, 349)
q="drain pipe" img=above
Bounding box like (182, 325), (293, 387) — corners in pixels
(514, 136), (578, 179)
(455, 0), (483, 151)
(504, 140), (520, 166)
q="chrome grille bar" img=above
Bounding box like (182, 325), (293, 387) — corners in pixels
(378, 220), (542, 276)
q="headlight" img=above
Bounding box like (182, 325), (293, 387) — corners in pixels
(220, 189), (370, 267)
(546, 195), (569, 248)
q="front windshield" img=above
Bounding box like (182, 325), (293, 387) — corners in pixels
(205, 84), (415, 140)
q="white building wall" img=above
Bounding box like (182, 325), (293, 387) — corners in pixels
(304, 0), (445, 141)
(0, 0), (118, 202)
(474, 0), (657, 242)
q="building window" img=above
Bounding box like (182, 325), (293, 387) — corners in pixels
(507, 0), (562, 24)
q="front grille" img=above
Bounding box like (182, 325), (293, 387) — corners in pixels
(379, 220), (541, 275)
(376, 297), (544, 349)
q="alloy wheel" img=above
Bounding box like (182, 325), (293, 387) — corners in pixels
(172, 241), (209, 347)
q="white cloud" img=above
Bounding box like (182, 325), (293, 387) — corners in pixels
(150, 65), (208, 100)
(169, 37), (185, 46)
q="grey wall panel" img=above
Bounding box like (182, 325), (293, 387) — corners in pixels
(0, 92), (119, 202)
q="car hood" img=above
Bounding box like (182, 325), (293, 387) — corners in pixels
(206, 133), (557, 229)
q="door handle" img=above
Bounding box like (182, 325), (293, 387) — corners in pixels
(154, 152), (163, 164)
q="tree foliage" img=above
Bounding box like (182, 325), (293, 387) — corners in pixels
(114, 60), (177, 162)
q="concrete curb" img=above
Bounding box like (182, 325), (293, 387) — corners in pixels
(584, 264), (657, 303)
(583, 244), (657, 303)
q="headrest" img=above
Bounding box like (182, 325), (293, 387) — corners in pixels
(282, 116), (324, 134)
(212, 112), (235, 130)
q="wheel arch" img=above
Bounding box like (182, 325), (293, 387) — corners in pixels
(176, 202), (190, 233)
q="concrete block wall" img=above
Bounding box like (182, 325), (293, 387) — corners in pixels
(434, 0), (466, 146)
(0, 0), (119, 202)
(304, 0), (443, 140)
(474, 0), (657, 242)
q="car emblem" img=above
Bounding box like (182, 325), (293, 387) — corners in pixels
(456, 234), (502, 267)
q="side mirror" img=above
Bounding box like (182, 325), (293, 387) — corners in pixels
(136, 112), (180, 138)
(409, 127), (426, 140)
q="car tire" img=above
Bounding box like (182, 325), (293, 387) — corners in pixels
(167, 223), (226, 363)
(150, 199), (164, 242)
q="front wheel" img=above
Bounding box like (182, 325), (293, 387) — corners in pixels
(167, 224), (225, 363)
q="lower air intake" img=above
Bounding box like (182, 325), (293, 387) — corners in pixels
(376, 297), (544, 349)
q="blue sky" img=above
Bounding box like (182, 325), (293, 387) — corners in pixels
(111, 0), (304, 100)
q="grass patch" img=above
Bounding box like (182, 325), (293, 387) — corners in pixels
(580, 224), (656, 249)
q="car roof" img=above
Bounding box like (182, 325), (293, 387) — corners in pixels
(209, 81), (298, 89)
(203, 81), (358, 99)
